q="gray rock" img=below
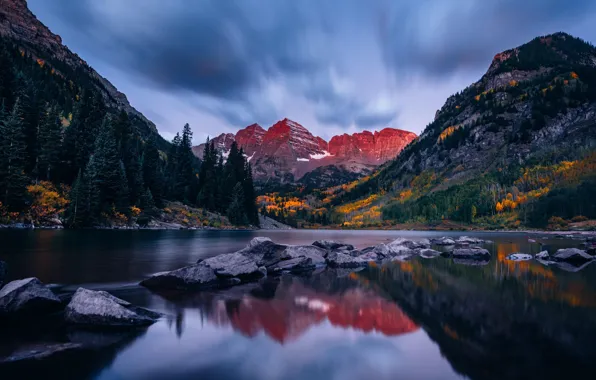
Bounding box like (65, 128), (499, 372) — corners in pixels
(65, 288), (160, 327)
(326, 252), (368, 268)
(0, 260), (6, 286)
(535, 250), (550, 260)
(452, 247), (491, 259)
(312, 240), (355, 251)
(285, 245), (327, 266)
(456, 236), (488, 245)
(432, 237), (456, 246)
(141, 263), (221, 290)
(237, 239), (291, 268)
(0, 277), (61, 316)
(552, 248), (594, 262)
(247, 237), (272, 247)
(373, 243), (415, 258)
(388, 238), (430, 249)
(202, 252), (262, 279)
(418, 249), (442, 259)
(506, 253), (533, 261)
(270, 257), (315, 273)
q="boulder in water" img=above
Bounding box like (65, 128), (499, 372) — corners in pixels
(202, 252), (263, 279)
(552, 248), (593, 262)
(0, 278), (61, 317)
(326, 251), (368, 268)
(452, 247), (491, 259)
(65, 288), (160, 327)
(535, 251), (550, 260)
(141, 263), (223, 290)
(285, 245), (327, 266)
(312, 240), (355, 251)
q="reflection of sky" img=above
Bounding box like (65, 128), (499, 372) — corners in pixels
(96, 313), (462, 380)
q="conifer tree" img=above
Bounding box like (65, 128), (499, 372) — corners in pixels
(87, 117), (130, 218)
(142, 135), (164, 206)
(38, 104), (62, 181)
(66, 169), (89, 227)
(227, 182), (248, 225)
(0, 98), (29, 210)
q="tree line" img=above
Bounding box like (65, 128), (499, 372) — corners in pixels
(0, 40), (258, 227)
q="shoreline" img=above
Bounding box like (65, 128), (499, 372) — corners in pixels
(1, 223), (595, 235)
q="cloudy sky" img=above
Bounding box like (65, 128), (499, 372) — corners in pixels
(28, 0), (596, 144)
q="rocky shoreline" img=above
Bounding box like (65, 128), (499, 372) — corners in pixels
(0, 234), (594, 367)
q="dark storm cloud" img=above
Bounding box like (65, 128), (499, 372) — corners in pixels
(379, 0), (596, 76)
(28, 0), (596, 132)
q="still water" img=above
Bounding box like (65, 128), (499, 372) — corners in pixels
(1, 229), (595, 380)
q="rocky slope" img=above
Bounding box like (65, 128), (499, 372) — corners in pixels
(193, 118), (416, 184)
(0, 0), (165, 146)
(318, 32), (596, 228)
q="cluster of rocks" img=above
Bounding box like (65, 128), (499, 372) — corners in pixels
(505, 248), (595, 271)
(0, 277), (161, 328)
(140, 237), (493, 291)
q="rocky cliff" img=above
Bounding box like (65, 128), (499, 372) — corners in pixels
(0, 0), (161, 138)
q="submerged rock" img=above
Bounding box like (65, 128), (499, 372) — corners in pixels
(552, 248), (594, 262)
(0, 260), (6, 286)
(65, 288), (160, 327)
(141, 263), (223, 290)
(506, 253), (533, 261)
(452, 247), (491, 259)
(0, 278), (61, 317)
(312, 240), (355, 251)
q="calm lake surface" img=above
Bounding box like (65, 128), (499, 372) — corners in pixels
(1, 229), (595, 380)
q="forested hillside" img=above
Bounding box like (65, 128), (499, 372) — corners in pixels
(0, 38), (258, 228)
(261, 33), (596, 230)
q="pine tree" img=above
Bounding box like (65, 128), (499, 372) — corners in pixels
(177, 123), (196, 203)
(142, 135), (164, 206)
(66, 169), (89, 227)
(88, 117), (130, 218)
(0, 98), (30, 210)
(166, 132), (181, 199)
(243, 162), (259, 226)
(227, 182), (248, 225)
(114, 110), (144, 205)
(38, 104), (62, 181)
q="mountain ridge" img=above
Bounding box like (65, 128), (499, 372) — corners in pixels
(258, 32), (596, 229)
(193, 118), (417, 183)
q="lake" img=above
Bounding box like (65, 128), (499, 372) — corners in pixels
(1, 229), (595, 380)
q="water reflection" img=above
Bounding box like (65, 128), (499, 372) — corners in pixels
(157, 275), (418, 343)
(1, 230), (595, 380)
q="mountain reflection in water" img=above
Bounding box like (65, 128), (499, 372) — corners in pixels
(162, 276), (418, 343)
(1, 231), (596, 380)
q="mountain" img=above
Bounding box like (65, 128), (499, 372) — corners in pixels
(0, 0), (167, 149)
(193, 118), (417, 184)
(0, 0), (259, 228)
(260, 32), (596, 229)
